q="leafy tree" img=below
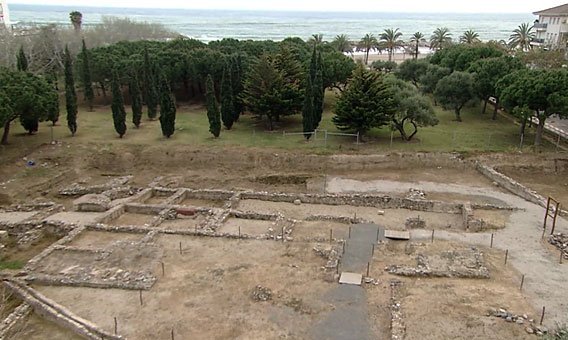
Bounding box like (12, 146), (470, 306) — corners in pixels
(409, 32), (426, 59)
(242, 54), (299, 130)
(371, 60), (398, 73)
(314, 51), (325, 127)
(332, 34), (352, 54)
(69, 11), (83, 31)
(430, 43), (504, 72)
(460, 30), (481, 44)
(430, 27), (452, 50)
(396, 59), (429, 87)
(520, 48), (566, 69)
(158, 73), (176, 138)
(220, 61), (235, 130)
(320, 51), (355, 91)
(385, 76), (438, 141)
(509, 23), (534, 52)
(46, 78), (60, 126)
(16, 46), (28, 72)
(129, 73), (143, 128)
(143, 49), (159, 120)
(0, 69), (55, 144)
(497, 68), (568, 146)
(80, 40), (95, 111)
(64, 46), (78, 136)
(302, 73), (315, 139)
(308, 34), (324, 47)
(468, 56), (523, 117)
(206, 74), (221, 138)
(379, 28), (404, 62)
(111, 70), (127, 138)
(333, 65), (396, 138)
(230, 54), (244, 122)
(434, 71), (475, 121)
(419, 64), (451, 97)
(357, 33), (379, 65)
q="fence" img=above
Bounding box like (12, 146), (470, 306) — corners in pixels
(282, 129), (360, 147)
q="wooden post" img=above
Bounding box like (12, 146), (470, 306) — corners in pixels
(504, 250), (509, 265)
(431, 230), (435, 243)
(543, 197), (551, 231)
(372, 244), (375, 256)
(238, 226), (241, 238)
(161, 262), (165, 276)
(171, 328), (175, 340)
(551, 203), (560, 235)
(330, 229), (333, 244)
(376, 228), (380, 242)
(139, 290), (143, 306)
(342, 242), (345, 254)
(520, 274), (525, 291)
(349, 226), (352, 238)
(490, 233), (494, 248)
(282, 226), (285, 242)
(540, 306), (545, 325)
(561, 251), (564, 264)
(179, 242), (182, 255)
(114, 317), (118, 335)
(366, 262), (370, 277)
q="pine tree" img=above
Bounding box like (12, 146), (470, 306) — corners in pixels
(231, 54), (244, 122)
(159, 74), (176, 138)
(206, 74), (221, 138)
(143, 49), (159, 120)
(111, 70), (127, 138)
(64, 45), (78, 136)
(221, 61), (235, 130)
(313, 52), (325, 127)
(302, 74), (315, 140)
(16, 46), (28, 72)
(80, 39), (94, 111)
(130, 73), (143, 128)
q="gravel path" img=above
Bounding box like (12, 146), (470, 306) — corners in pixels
(328, 177), (568, 327)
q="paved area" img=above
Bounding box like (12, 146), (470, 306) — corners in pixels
(310, 224), (384, 340)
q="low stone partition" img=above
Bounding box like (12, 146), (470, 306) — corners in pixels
(3, 279), (124, 339)
(125, 203), (167, 215)
(58, 176), (133, 197)
(98, 204), (126, 225)
(305, 214), (370, 225)
(476, 162), (567, 217)
(229, 210), (280, 221)
(389, 280), (405, 340)
(0, 303), (32, 339)
(25, 272), (156, 291)
(24, 226), (87, 272)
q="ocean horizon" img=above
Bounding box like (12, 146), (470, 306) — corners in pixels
(8, 4), (535, 43)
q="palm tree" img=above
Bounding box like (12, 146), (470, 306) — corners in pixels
(379, 28), (404, 62)
(409, 32), (426, 59)
(509, 23), (535, 52)
(332, 34), (353, 54)
(308, 34), (324, 47)
(357, 33), (379, 65)
(460, 30), (481, 44)
(430, 27), (452, 50)
(69, 11), (83, 31)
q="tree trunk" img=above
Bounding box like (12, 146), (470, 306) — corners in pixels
(266, 116), (273, 131)
(100, 82), (107, 99)
(520, 116), (527, 136)
(482, 99), (488, 114)
(407, 121), (419, 141)
(492, 98), (499, 120)
(414, 44), (419, 60)
(455, 108), (462, 122)
(393, 121), (408, 141)
(1, 120), (10, 145)
(365, 51), (370, 65)
(535, 116), (545, 146)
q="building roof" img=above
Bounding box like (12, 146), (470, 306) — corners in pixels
(534, 3), (568, 15)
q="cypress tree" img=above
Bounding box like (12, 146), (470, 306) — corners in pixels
(17, 46), (28, 72)
(111, 70), (127, 138)
(302, 74), (315, 140)
(130, 73), (143, 128)
(221, 61), (235, 130)
(206, 74), (221, 138)
(46, 78), (60, 126)
(313, 52), (325, 128)
(159, 74), (176, 138)
(143, 49), (159, 120)
(80, 39), (94, 111)
(230, 54), (244, 122)
(63, 45), (78, 136)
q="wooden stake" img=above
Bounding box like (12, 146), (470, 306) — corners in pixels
(161, 262), (165, 276)
(376, 228), (380, 242)
(342, 242), (345, 254)
(366, 262), (370, 277)
(490, 233), (494, 248)
(139, 290), (143, 306)
(349, 226), (352, 238)
(282, 226), (285, 242)
(179, 242), (182, 255)
(504, 250), (509, 265)
(171, 328), (175, 340)
(372, 243), (375, 256)
(114, 317), (118, 335)
(561, 251), (564, 264)
(520, 274), (525, 291)
(330, 229), (333, 244)
(238, 226), (241, 238)
(431, 230), (435, 243)
(540, 306), (545, 325)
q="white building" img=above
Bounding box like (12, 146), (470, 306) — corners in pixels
(0, 0), (10, 29)
(532, 3), (568, 48)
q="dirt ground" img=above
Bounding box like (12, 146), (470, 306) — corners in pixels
(110, 212), (157, 227)
(498, 165), (568, 205)
(35, 236), (338, 340)
(367, 240), (538, 340)
(68, 230), (144, 248)
(6, 312), (82, 340)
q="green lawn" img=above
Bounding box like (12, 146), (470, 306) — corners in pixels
(2, 94), (553, 155)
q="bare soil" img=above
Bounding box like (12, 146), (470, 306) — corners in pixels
(35, 236), (336, 340)
(292, 221), (350, 241)
(68, 230), (144, 248)
(110, 213), (156, 227)
(181, 198), (227, 208)
(219, 218), (275, 236)
(498, 165), (568, 205)
(1, 233), (60, 264)
(157, 215), (208, 231)
(6, 312), (82, 340)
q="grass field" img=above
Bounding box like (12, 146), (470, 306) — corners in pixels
(1, 93), (554, 157)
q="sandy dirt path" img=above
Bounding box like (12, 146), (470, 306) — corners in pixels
(327, 177), (568, 327)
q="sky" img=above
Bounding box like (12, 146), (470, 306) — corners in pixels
(9, 0), (565, 13)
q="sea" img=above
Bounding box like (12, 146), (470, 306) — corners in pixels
(8, 4), (535, 43)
